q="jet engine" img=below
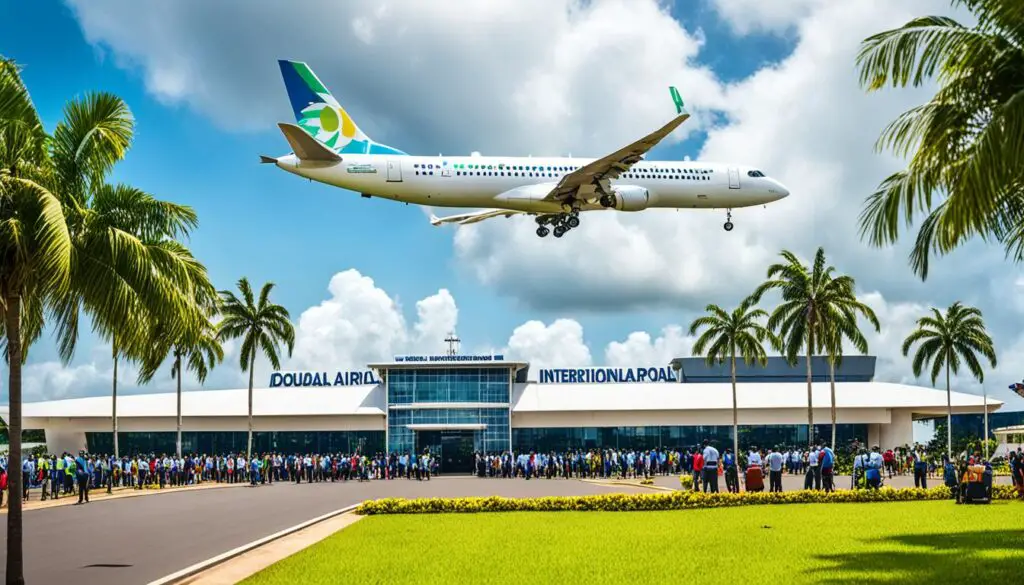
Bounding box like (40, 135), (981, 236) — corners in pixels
(599, 186), (650, 211)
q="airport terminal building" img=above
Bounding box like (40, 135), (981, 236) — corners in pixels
(10, 354), (1001, 472)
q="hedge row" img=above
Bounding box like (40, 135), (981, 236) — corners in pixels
(354, 485), (1019, 515)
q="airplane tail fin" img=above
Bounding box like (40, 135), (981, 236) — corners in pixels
(277, 59), (407, 155)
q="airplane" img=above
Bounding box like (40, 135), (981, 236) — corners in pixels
(263, 60), (789, 238)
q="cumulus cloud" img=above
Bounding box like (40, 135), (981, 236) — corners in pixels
(503, 319), (592, 374)
(710, 0), (822, 34)
(605, 326), (695, 368)
(66, 0), (720, 156)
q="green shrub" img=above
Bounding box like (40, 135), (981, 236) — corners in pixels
(355, 485), (1019, 515)
(678, 475), (694, 490)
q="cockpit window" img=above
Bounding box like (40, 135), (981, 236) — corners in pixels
(747, 170), (765, 177)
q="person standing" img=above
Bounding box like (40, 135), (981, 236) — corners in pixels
(911, 444), (928, 489)
(723, 449), (738, 493)
(766, 447), (784, 492)
(701, 440), (719, 493)
(805, 444), (821, 490)
(820, 443), (835, 493)
(75, 451), (90, 504)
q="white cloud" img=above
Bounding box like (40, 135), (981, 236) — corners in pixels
(710, 0), (822, 34)
(605, 326), (695, 368)
(503, 319), (592, 373)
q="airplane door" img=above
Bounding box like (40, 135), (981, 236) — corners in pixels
(727, 167), (740, 189)
(386, 159), (403, 182)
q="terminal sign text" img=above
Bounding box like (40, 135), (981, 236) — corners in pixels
(538, 367), (677, 384)
(270, 370), (379, 387)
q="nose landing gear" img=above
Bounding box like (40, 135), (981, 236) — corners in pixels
(724, 209), (734, 232)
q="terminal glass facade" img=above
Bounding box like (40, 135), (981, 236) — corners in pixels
(386, 367), (512, 470)
(511, 424), (868, 453)
(86, 430), (385, 456)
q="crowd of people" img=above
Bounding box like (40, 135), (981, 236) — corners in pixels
(1, 440), (1020, 505)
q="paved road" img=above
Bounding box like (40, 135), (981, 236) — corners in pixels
(0, 477), (643, 585)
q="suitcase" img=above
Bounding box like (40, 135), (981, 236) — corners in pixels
(962, 481), (990, 504)
(745, 466), (764, 492)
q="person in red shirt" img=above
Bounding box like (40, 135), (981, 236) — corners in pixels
(692, 448), (704, 492)
(883, 449), (895, 478)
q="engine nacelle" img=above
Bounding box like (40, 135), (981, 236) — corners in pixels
(600, 186), (650, 211)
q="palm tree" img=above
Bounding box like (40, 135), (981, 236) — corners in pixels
(140, 308), (223, 457)
(752, 248), (865, 448)
(0, 58), (73, 585)
(855, 2), (1024, 279)
(217, 278), (294, 458)
(902, 302), (997, 460)
(48, 100), (210, 459)
(816, 301), (880, 449)
(688, 296), (775, 489)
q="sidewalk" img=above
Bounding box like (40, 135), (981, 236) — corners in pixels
(1, 481), (247, 513)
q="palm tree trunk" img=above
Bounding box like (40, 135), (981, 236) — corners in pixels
(731, 351), (740, 492)
(5, 294), (26, 585)
(175, 356), (182, 458)
(246, 352), (255, 459)
(806, 330), (815, 448)
(112, 344), (119, 460)
(829, 356), (837, 449)
(945, 361), (952, 461)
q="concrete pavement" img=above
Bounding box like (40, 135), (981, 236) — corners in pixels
(0, 477), (645, 585)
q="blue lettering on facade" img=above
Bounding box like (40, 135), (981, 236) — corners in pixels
(393, 354), (504, 363)
(535, 367), (677, 384)
(269, 370), (380, 388)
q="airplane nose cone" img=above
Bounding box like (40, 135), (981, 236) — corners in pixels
(771, 180), (789, 200)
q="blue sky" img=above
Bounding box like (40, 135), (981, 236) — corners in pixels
(2, 0), (1022, 413)
(0, 0), (789, 369)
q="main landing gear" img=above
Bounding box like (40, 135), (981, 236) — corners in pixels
(535, 210), (581, 238)
(724, 209), (734, 232)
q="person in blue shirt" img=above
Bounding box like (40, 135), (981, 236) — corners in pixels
(723, 449), (738, 493)
(820, 445), (835, 493)
(75, 451), (90, 504)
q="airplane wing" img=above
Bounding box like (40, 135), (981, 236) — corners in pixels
(542, 88), (690, 203)
(430, 209), (528, 226)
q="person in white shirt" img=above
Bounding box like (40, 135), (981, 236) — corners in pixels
(701, 440), (720, 493)
(747, 448), (763, 469)
(766, 447), (785, 492)
(805, 444), (821, 490)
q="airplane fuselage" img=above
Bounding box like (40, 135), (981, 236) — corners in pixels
(274, 153), (787, 214)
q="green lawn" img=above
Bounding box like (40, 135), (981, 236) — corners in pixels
(243, 501), (1024, 585)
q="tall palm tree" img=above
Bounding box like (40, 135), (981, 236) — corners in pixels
(217, 278), (294, 458)
(752, 248), (864, 448)
(47, 97), (209, 459)
(816, 302), (880, 449)
(0, 58), (73, 585)
(140, 307), (223, 457)
(855, 1), (1024, 279)
(902, 302), (997, 459)
(688, 296), (775, 489)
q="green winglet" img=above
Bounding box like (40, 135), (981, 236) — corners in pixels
(669, 86), (687, 115)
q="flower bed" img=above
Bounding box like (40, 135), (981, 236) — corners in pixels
(355, 485), (1018, 515)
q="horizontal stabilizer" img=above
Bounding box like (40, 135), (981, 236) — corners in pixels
(277, 123), (342, 162)
(259, 155), (277, 164)
(430, 209), (527, 227)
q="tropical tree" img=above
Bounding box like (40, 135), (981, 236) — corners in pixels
(217, 278), (294, 458)
(816, 300), (880, 449)
(48, 100), (211, 459)
(688, 296), (775, 489)
(0, 58), (72, 585)
(752, 248), (871, 448)
(902, 302), (997, 460)
(140, 304), (223, 457)
(855, 1), (1024, 279)
(1, 58), (212, 585)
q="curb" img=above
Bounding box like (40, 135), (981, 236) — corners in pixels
(580, 479), (677, 492)
(147, 503), (360, 585)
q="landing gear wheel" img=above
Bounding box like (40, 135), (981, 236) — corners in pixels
(553, 225), (567, 238)
(567, 215), (580, 228)
(536, 226), (550, 238)
(723, 221), (734, 232)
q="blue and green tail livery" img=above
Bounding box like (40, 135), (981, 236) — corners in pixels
(277, 60), (406, 155)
